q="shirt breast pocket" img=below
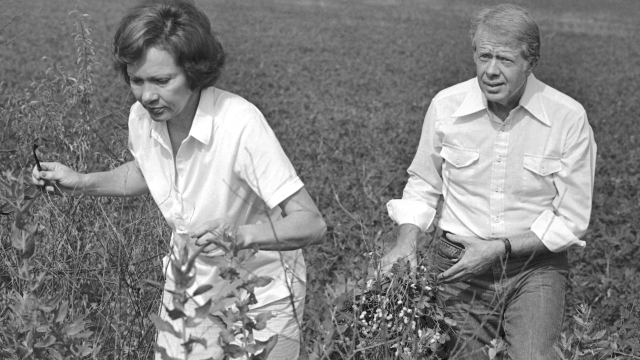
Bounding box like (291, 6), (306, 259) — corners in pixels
(521, 155), (562, 200)
(441, 144), (479, 172)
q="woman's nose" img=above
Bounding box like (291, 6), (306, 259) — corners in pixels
(141, 84), (159, 104)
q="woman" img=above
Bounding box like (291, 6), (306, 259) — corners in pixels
(32, 0), (326, 358)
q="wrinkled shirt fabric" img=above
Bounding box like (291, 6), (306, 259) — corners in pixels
(387, 74), (596, 251)
(128, 86), (305, 306)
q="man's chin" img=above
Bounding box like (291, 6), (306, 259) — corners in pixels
(482, 91), (506, 104)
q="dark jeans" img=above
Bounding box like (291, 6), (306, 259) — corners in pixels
(433, 234), (568, 360)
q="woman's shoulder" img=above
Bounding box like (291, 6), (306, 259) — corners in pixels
(208, 87), (267, 130)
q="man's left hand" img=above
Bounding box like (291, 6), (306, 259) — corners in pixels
(437, 233), (505, 283)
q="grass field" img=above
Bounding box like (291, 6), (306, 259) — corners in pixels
(2, 0), (640, 358)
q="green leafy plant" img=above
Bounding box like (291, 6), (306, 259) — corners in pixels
(150, 238), (278, 360)
(0, 171), (98, 360)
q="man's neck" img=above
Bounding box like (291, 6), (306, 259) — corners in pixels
(488, 101), (515, 121)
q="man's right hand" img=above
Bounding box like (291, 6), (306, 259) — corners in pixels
(31, 162), (85, 196)
(379, 223), (421, 274)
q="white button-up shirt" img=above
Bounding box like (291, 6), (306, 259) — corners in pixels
(387, 74), (597, 252)
(128, 87), (305, 305)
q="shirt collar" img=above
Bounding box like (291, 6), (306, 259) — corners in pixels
(452, 74), (551, 126)
(188, 87), (214, 145)
(149, 87), (214, 147)
(518, 74), (550, 126)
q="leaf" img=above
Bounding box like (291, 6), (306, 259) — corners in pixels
(253, 276), (272, 288)
(21, 234), (36, 260)
(207, 314), (226, 328)
(192, 284), (213, 297)
(48, 348), (63, 360)
(593, 329), (606, 340)
(149, 313), (182, 339)
(195, 299), (212, 318)
(74, 330), (93, 339)
(221, 343), (245, 358)
(62, 318), (86, 336)
(78, 345), (93, 357)
(219, 267), (241, 281)
(250, 335), (278, 360)
(11, 224), (22, 250)
(254, 311), (275, 331)
(182, 335), (207, 353)
(55, 301), (68, 323)
(184, 246), (204, 274)
(154, 344), (181, 360)
(143, 279), (165, 290)
(171, 261), (194, 290)
(165, 306), (186, 321)
(220, 329), (237, 344)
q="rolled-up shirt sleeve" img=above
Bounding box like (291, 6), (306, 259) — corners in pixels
(531, 110), (597, 252)
(387, 101), (443, 232)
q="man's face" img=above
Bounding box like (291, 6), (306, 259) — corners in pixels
(474, 30), (534, 112)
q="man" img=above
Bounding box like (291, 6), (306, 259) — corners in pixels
(381, 4), (596, 359)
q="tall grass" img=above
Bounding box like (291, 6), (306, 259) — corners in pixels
(1, 0), (640, 359)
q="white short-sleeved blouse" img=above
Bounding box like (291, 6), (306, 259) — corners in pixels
(128, 87), (305, 305)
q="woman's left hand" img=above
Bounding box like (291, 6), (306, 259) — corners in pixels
(191, 219), (241, 255)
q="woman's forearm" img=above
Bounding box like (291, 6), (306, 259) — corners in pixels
(82, 161), (149, 197)
(238, 211), (326, 251)
(236, 188), (326, 251)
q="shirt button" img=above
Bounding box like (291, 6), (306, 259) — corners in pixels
(497, 157), (502, 163)
(494, 217), (500, 223)
(541, 167), (545, 173)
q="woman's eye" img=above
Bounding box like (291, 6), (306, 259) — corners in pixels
(130, 78), (143, 85)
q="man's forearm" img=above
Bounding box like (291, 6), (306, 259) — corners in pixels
(506, 231), (552, 257)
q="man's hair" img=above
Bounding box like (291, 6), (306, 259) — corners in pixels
(112, 0), (225, 91)
(470, 4), (540, 64)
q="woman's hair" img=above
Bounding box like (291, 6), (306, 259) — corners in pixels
(470, 4), (540, 65)
(112, 0), (225, 90)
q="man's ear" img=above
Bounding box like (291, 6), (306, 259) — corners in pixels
(527, 58), (538, 74)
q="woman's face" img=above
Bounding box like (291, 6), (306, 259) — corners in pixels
(127, 46), (200, 125)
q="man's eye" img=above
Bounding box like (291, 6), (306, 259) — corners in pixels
(156, 79), (170, 85)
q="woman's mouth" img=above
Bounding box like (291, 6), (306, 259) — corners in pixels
(147, 107), (165, 115)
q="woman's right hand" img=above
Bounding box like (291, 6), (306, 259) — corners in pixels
(31, 162), (85, 196)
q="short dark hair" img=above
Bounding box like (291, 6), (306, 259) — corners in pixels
(470, 4), (540, 65)
(112, 0), (225, 90)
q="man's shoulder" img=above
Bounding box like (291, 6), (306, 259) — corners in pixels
(535, 78), (586, 115)
(432, 78), (477, 103)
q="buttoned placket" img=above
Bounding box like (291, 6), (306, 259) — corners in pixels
(173, 139), (190, 235)
(156, 123), (188, 235)
(489, 110), (511, 238)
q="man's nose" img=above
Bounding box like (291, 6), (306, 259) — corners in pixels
(486, 59), (500, 76)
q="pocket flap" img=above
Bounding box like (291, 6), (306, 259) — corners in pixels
(441, 145), (479, 168)
(523, 155), (562, 176)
